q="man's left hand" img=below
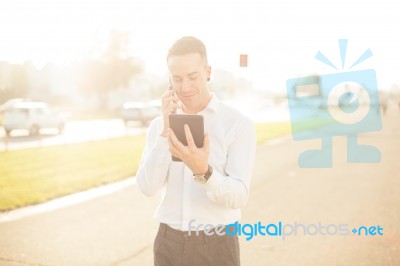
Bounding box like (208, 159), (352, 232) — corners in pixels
(167, 124), (209, 175)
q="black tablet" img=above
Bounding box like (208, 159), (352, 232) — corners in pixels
(168, 114), (204, 162)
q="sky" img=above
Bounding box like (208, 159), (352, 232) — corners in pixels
(0, 0), (399, 92)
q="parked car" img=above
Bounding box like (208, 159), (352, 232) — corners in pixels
(121, 101), (161, 126)
(3, 101), (66, 136)
(0, 98), (31, 113)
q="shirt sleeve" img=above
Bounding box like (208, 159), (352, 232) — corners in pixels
(136, 117), (171, 196)
(204, 116), (256, 209)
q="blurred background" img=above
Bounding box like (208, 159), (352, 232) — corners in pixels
(1, 0), (399, 119)
(0, 0), (399, 265)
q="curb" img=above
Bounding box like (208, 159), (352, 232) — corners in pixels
(0, 177), (136, 223)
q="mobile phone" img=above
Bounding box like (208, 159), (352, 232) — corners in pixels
(169, 114), (204, 162)
(169, 78), (177, 114)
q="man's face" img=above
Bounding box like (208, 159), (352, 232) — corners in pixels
(168, 53), (211, 114)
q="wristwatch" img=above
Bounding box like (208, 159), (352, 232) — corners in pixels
(193, 165), (213, 184)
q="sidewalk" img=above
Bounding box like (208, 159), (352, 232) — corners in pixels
(0, 110), (399, 266)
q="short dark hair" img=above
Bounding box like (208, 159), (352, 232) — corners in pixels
(167, 36), (208, 65)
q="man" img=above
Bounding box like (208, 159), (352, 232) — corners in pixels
(136, 36), (256, 266)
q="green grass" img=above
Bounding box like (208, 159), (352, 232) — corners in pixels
(0, 118), (331, 211)
(256, 122), (291, 143)
(0, 135), (145, 211)
(256, 118), (331, 144)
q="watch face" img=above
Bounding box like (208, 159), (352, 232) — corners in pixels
(194, 175), (207, 184)
(193, 165), (212, 184)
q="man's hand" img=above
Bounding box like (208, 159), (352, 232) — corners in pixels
(167, 124), (209, 175)
(160, 89), (180, 137)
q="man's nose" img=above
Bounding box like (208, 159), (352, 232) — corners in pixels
(181, 79), (190, 92)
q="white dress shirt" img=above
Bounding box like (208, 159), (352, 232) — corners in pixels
(136, 95), (256, 231)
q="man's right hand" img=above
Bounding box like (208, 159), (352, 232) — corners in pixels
(160, 88), (180, 137)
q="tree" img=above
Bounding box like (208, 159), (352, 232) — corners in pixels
(0, 64), (31, 102)
(78, 30), (143, 109)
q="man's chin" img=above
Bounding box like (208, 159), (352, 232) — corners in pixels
(182, 102), (199, 114)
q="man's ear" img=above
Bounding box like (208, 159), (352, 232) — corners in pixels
(206, 65), (211, 81)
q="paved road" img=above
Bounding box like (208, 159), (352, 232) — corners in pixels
(0, 110), (399, 265)
(0, 120), (146, 151)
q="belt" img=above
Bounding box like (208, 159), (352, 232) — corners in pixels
(158, 223), (231, 243)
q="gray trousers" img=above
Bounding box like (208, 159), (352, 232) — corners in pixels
(154, 223), (240, 266)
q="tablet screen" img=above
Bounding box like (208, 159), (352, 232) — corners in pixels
(168, 114), (204, 161)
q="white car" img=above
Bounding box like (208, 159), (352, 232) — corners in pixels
(3, 102), (66, 136)
(121, 101), (161, 126)
(0, 98), (31, 113)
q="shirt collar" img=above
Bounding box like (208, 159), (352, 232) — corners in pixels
(180, 94), (220, 115)
(203, 94), (220, 113)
